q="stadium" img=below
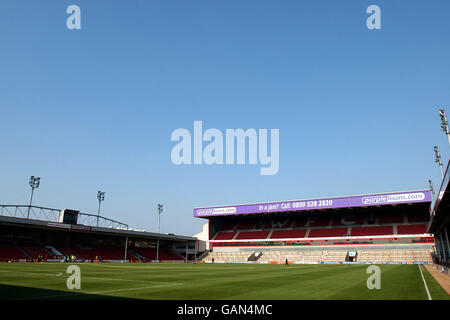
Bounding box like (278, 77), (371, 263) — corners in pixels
(0, 179), (449, 300)
(2, 1), (450, 307)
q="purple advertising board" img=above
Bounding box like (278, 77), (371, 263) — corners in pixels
(193, 190), (432, 218)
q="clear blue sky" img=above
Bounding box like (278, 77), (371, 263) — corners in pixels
(1, 1), (450, 236)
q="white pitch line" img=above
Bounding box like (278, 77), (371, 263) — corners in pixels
(418, 265), (432, 301)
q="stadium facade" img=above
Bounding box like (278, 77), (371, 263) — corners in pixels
(194, 190), (436, 264)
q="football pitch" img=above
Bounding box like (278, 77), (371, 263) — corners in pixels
(0, 263), (448, 300)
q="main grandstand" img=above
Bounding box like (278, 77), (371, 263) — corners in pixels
(0, 205), (199, 263)
(195, 190), (435, 264)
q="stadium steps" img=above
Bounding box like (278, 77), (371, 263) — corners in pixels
(304, 228), (311, 238)
(45, 246), (63, 256)
(17, 246), (33, 260)
(128, 249), (145, 260)
(196, 250), (210, 261)
(247, 252), (263, 262)
(247, 252), (257, 261)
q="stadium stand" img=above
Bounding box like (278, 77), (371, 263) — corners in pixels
(220, 222), (237, 231)
(397, 224), (428, 235)
(270, 229), (307, 239)
(57, 247), (81, 258)
(213, 232), (237, 240)
(70, 246), (120, 260)
(203, 248), (433, 264)
(132, 247), (184, 261)
(0, 203), (197, 263)
(407, 213), (430, 223)
(378, 214), (404, 224)
(108, 247), (139, 261)
(0, 244), (28, 261)
(308, 217), (330, 227)
(259, 250), (324, 264)
(332, 216), (364, 226)
(236, 222), (255, 230)
(203, 251), (252, 263)
(308, 228), (348, 238)
(358, 249), (432, 263)
(292, 218), (308, 227)
(263, 219), (292, 229)
(0, 242), (185, 262)
(235, 231), (270, 240)
(21, 246), (52, 259)
(350, 226), (394, 236)
(196, 190), (435, 265)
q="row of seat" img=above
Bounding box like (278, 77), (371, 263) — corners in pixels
(0, 243), (183, 262)
(204, 252), (252, 263)
(132, 247), (184, 261)
(358, 249), (432, 263)
(221, 213), (430, 231)
(204, 249), (433, 264)
(213, 224), (428, 240)
(0, 244), (29, 261)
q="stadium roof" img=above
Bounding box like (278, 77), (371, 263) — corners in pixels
(0, 213), (195, 242)
(429, 160), (450, 233)
(194, 190), (432, 218)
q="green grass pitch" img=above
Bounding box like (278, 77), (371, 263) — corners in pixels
(0, 263), (448, 300)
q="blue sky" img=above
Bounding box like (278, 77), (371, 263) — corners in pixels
(1, 0), (450, 235)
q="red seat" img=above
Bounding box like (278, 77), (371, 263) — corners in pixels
(133, 247), (182, 261)
(397, 224), (427, 235)
(108, 247), (138, 260)
(74, 246), (120, 260)
(235, 231), (270, 240)
(0, 244), (28, 261)
(308, 228), (348, 238)
(214, 232), (237, 240)
(270, 229), (307, 239)
(21, 246), (51, 259)
(351, 226), (393, 236)
(57, 247), (80, 257)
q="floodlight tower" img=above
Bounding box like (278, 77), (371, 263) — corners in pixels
(27, 176), (40, 219)
(156, 203), (163, 262)
(97, 191), (105, 227)
(439, 109), (450, 147)
(157, 203), (163, 233)
(434, 146), (444, 179)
